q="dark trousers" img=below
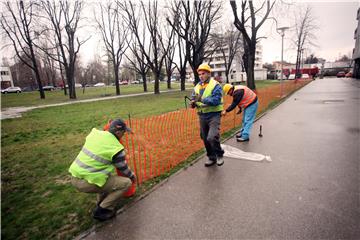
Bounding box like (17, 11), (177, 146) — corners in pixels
(199, 113), (224, 161)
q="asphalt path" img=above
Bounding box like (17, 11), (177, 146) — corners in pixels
(80, 77), (359, 239)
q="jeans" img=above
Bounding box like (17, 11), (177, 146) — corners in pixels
(241, 100), (258, 139)
(199, 112), (224, 161)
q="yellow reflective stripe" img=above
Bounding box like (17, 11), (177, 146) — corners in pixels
(82, 147), (112, 165)
(75, 158), (111, 175)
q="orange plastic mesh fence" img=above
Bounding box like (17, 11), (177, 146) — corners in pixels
(118, 80), (310, 184)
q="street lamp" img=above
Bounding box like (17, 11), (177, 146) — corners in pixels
(277, 26), (289, 97)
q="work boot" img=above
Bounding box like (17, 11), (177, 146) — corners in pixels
(216, 157), (224, 166)
(236, 137), (249, 142)
(236, 129), (243, 138)
(92, 206), (116, 221)
(204, 159), (216, 167)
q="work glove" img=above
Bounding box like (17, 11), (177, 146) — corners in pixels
(236, 107), (242, 114)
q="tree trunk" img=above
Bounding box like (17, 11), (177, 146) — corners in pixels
(29, 46), (45, 99)
(180, 68), (186, 91)
(114, 64), (120, 95)
(65, 66), (76, 99)
(245, 42), (256, 90)
(225, 69), (230, 83)
(142, 74), (147, 92)
(154, 72), (160, 94)
(33, 64), (45, 99)
(167, 70), (172, 89)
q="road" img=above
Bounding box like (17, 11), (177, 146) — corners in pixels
(79, 77), (359, 239)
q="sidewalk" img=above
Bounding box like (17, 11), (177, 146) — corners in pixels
(80, 78), (360, 239)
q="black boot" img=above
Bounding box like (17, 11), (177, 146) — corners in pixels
(92, 206), (116, 221)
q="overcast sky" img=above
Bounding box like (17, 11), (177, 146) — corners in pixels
(260, 0), (360, 63)
(1, 0), (359, 66)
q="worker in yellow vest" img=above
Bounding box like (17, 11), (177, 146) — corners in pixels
(191, 63), (225, 167)
(68, 119), (136, 221)
(222, 84), (258, 142)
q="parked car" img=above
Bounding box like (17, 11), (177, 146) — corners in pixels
(267, 71), (278, 80)
(119, 80), (128, 85)
(1, 86), (22, 94)
(288, 74), (296, 80)
(94, 82), (105, 87)
(42, 85), (55, 91)
(301, 73), (310, 79)
(336, 71), (346, 78)
(132, 80), (140, 84)
(345, 72), (353, 78)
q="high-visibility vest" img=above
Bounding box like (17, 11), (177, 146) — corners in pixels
(234, 85), (257, 108)
(69, 128), (124, 187)
(194, 78), (223, 113)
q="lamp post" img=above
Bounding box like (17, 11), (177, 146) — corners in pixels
(277, 26), (289, 97)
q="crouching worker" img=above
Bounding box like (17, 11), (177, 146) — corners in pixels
(222, 84), (258, 142)
(68, 119), (136, 221)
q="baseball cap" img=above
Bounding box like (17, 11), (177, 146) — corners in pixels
(109, 119), (132, 133)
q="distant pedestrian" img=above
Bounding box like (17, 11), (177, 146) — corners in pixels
(222, 84), (258, 142)
(191, 63), (225, 167)
(68, 118), (136, 221)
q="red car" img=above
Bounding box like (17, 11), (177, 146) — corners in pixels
(345, 72), (353, 78)
(336, 71), (345, 78)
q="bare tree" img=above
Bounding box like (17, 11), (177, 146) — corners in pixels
(162, 24), (176, 89)
(38, 36), (58, 87)
(38, 0), (88, 99)
(120, 0), (167, 94)
(1, 0), (45, 98)
(167, 0), (221, 85)
(230, 0), (275, 90)
(125, 38), (150, 92)
(211, 26), (242, 83)
(293, 6), (317, 78)
(166, 1), (188, 90)
(95, 1), (129, 95)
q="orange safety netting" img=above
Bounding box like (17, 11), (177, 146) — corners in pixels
(119, 80), (311, 184)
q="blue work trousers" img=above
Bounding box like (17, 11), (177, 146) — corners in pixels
(240, 100), (258, 139)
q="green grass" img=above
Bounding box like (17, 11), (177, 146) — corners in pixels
(1, 79), (280, 240)
(0, 82), (192, 109)
(1, 80), (275, 109)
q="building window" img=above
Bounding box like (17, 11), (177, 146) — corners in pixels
(1, 71), (9, 76)
(231, 74), (233, 79)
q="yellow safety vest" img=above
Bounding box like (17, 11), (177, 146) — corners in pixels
(68, 128), (124, 187)
(194, 78), (223, 113)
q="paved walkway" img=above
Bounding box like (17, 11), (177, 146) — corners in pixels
(79, 77), (360, 239)
(0, 88), (190, 120)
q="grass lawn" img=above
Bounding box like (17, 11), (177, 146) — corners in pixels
(1, 80), (279, 240)
(1, 82), (193, 109)
(1, 80), (276, 109)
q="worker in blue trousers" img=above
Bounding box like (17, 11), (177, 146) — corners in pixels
(222, 84), (258, 142)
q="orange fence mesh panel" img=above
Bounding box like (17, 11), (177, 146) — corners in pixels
(120, 80), (311, 184)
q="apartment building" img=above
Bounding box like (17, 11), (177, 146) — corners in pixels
(0, 66), (14, 89)
(186, 37), (266, 83)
